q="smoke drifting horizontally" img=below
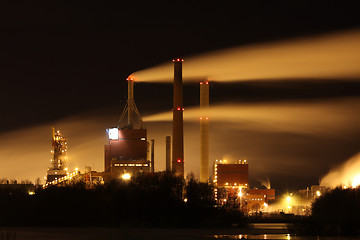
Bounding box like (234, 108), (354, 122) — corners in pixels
(144, 97), (360, 137)
(0, 97), (359, 186)
(133, 30), (360, 82)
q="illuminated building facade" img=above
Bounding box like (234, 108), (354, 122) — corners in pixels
(104, 77), (150, 180)
(104, 128), (150, 178)
(244, 189), (275, 212)
(214, 160), (249, 188)
(213, 160), (249, 203)
(213, 159), (275, 213)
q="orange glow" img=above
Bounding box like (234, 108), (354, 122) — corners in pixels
(144, 98), (360, 136)
(134, 30), (360, 82)
(321, 152), (360, 188)
(126, 75), (136, 81)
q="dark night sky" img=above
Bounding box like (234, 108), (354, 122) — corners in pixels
(1, 1), (360, 190)
(1, 1), (360, 131)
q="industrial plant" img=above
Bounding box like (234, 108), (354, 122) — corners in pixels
(104, 76), (152, 181)
(41, 58), (283, 215)
(46, 128), (68, 183)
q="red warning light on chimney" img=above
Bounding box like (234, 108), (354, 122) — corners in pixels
(172, 58), (184, 62)
(177, 159), (181, 163)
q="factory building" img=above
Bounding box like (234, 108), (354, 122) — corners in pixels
(244, 189), (275, 212)
(214, 160), (249, 188)
(104, 77), (151, 181)
(213, 160), (249, 204)
(213, 159), (275, 214)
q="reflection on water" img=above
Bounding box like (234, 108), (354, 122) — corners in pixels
(212, 234), (359, 240)
(252, 223), (288, 230)
(213, 234), (295, 240)
(1, 228), (359, 240)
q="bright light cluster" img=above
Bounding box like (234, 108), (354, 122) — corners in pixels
(43, 171), (80, 188)
(121, 173), (131, 180)
(351, 174), (360, 188)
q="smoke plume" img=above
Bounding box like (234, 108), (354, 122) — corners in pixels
(320, 152), (360, 188)
(258, 177), (271, 189)
(132, 29), (360, 82)
(1, 98), (359, 187)
(144, 97), (360, 137)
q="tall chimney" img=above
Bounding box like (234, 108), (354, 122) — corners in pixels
(172, 58), (184, 177)
(127, 77), (134, 129)
(166, 136), (171, 171)
(200, 81), (209, 182)
(151, 139), (155, 172)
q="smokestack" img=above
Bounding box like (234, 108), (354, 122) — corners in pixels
(127, 77), (134, 129)
(200, 81), (210, 182)
(151, 139), (155, 173)
(172, 58), (184, 177)
(166, 136), (171, 171)
(118, 77), (143, 129)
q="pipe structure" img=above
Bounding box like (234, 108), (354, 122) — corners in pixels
(200, 81), (210, 182)
(172, 58), (184, 177)
(166, 136), (171, 171)
(127, 77), (134, 129)
(151, 139), (155, 173)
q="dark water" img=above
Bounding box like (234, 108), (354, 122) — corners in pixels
(213, 234), (359, 239)
(1, 226), (359, 240)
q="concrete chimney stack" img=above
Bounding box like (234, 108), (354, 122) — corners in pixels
(172, 58), (184, 177)
(127, 77), (134, 129)
(200, 81), (209, 182)
(151, 139), (155, 172)
(166, 136), (171, 171)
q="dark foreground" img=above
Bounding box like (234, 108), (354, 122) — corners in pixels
(1, 175), (359, 237)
